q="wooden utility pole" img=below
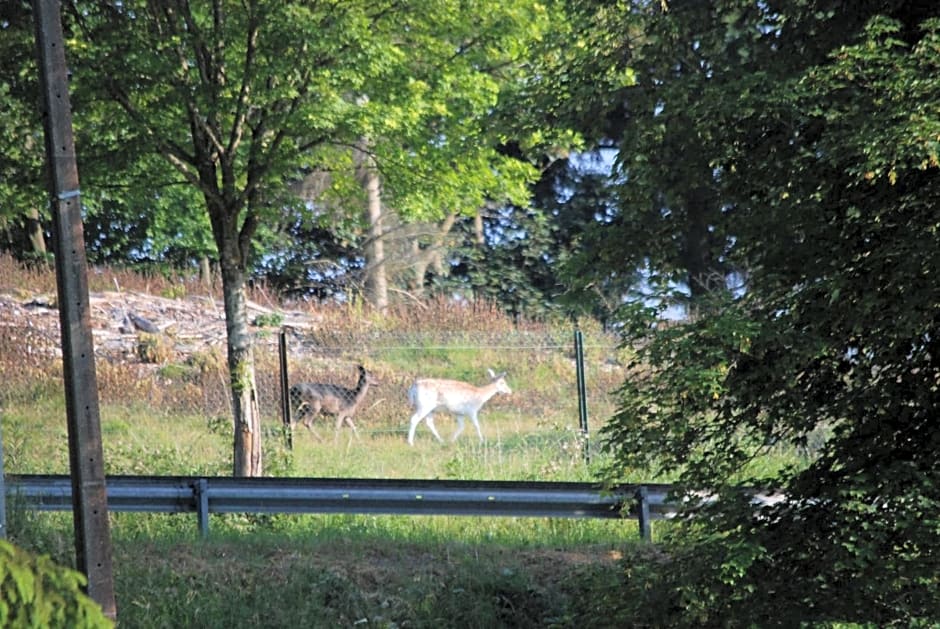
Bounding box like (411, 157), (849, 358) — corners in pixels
(32, 0), (117, 619)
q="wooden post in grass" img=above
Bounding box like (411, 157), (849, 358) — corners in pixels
(32, 0), (117, 618)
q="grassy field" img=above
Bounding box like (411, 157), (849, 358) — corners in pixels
(1, 258), (657, 627)
(0, 258), (830, 627)
(6, 505), (640, 628)
(3, 378), (645, 628)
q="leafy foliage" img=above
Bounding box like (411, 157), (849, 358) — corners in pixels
(600, 2), (940, 625)
(0, 540), (112, 628)
(451, 155), (628, 323)
(0, 2), (48, 260)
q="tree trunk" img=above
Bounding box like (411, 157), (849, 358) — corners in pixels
(356, 142), (388, 312)
(407, 212), (458, 294)
(682, 185), (718, 314)
(25, 207), (48, 258)
(199, 255), (213, 291)
(363, 165), (388, 312)
(213, 211), (263, 477)
(221, 259), (263, 477)
(23, 132), (48, 260)
(473, 211), (485, 246)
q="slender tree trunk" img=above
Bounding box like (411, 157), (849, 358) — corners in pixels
(409, 238), (430, 295)
(407, 212), (458, 294)
(682, 186), (717, 306)
(23, 133), (48, 260)
(356, 142), (388, 312)
(364, 167), (388, 311)
(220, 258), (262, 477)
(212, 203), (263, 477)
(473, 211), (485, 246)
(199, 255), (213, 291)
(25, 207), (47, 258)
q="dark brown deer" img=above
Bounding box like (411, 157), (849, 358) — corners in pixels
(289, 365), (380, 440)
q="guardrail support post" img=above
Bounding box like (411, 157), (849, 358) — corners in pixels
(636, 486), (651, 541)
(195, 478), (209, 538)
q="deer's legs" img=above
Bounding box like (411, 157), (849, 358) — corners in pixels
(451, 415), (465, 442)
(408, 410), (440, 445)
(469, 413), (484, 443)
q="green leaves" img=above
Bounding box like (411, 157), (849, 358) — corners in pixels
(801, 16), (940, 187)
(0, 3), (48, 255)
(0, 541), (112, 628)
(598, 2), (940, 625)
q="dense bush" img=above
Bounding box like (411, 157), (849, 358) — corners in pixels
(0, 540), (112, 628)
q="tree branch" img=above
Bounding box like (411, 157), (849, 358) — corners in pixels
(227, 4), (260, 157)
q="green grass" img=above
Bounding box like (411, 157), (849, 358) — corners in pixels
(0, 265), (749, 626)
(4, 503), (643, 629)
(108, 532), (628, 629)
(280, 416), (602, 482)
(0, 334), (654, 627)
(3, 398), (610, 481)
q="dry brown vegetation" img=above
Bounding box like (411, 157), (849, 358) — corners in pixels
(0, 253), (625, 470)
(2, 254), (642, 627)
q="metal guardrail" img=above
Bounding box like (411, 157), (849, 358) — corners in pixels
(5, 475), (677, 540)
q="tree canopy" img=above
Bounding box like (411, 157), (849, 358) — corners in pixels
(53, 0), (566, 475)
(2, 0), (937, 623)
(598, 2), (939, 624)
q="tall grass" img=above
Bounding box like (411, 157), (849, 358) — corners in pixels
(2, 257), (813, 627)
(2, 257), (651, 626)
(3, 501), (637, 629)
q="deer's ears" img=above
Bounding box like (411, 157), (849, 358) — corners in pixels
(488, 368), (507, 380)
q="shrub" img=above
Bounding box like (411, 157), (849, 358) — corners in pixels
(136, 333), (174, 364)
(252, 311), (283, 328)
(0, 540), (112, 628)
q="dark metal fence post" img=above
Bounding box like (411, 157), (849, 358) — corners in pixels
(574, 326), (590, 463)
(636, 486), (651, 541)
(279, 329), (293, 450)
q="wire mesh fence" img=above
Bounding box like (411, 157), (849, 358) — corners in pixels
(1, 313), (628, 463)
(275, 324), (626, 446)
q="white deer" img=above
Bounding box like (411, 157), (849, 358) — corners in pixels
(407, 369), (511, 446)
(289, 364), (380, 440)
